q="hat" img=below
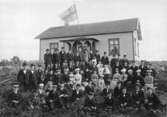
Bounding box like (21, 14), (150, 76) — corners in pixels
(147, 69), (152, 73)
(39, 83), (44, 87)
(37, 64), (41, 67)
(22, 62), (27, 66)
(88, 91), (94, 95)
(54, 48), (59, 51)
(123, 54), (127, 57)
(99, 74), (104, 77)
(30, 64), (35, 67)
(121, 68), (126, 73)
(12, 82), (20, 87)
(136, 69), (141, 73)
(75, 68), (80, 71)
(69, 73), (74, 77)
(128, 69), (133, 72)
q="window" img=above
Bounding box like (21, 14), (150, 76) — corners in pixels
(108, 38), (120, 56)
(49, 42), (59, 52)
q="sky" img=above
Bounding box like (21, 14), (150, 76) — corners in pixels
(0, 0), (167, 61)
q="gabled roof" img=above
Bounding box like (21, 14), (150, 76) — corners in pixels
(36, 18), (140, 39)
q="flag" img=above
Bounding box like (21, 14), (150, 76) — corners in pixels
(60, 4), (78, 25)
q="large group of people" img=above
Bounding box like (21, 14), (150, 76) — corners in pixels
(6, 47), (163, 116)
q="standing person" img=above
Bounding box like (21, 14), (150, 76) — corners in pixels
(101, 52), (109, 65)
(17, 62), (30, 91)
(36, 64), (44, 85)
(119, 54), (129, 68)
(89, 50), (94, 61)
(139, 60), (147, 77)
(66, 50), (74, 66)
(29, 64), (38, 91)
(110, 55), (118, 74)
(83, 49), (89, 64)
(52, 48), (60, 69)
(130, 61), (138, 76)
(95, 50), (101, 64)
(74, 52), (81, 65)
(44, 49), (52, 70)
(59, 47), (67, 68)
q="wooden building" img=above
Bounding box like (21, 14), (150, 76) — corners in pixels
(36, 18), (142, 61)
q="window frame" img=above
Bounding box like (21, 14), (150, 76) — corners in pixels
(49, 42), (59, 52)
(108, 38), (120, 56)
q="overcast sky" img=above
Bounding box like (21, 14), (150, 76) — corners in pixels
(0, 0), (167, 61)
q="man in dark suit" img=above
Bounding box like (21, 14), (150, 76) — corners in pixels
(29, 64), (38, 91)
(119, 87), (129, 109)
(132, 85), (144, 108)
(95, 50), (101, 64)
(59, 47), (67, 68)
(66, 50), (74, 65)
(110, 55), (119, 74)
(101, 52), (109, 65)
(52, 48), (60, 69)
(36, 64), (44, 85)
(139, 60), (147, 77)
(71, 84), (83, 102)
(119, 54), (129, 68)
(44, 49), (52, 70)
(17, 62), (30, 91)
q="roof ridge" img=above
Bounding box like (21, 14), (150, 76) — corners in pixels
(49, 17), (139, 29)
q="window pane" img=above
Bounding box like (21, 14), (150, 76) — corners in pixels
(110, 40), (113, 45)
(114, 40), (119, 44)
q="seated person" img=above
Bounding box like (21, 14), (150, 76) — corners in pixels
(144, 87), (162, 111)
(52, 85), (62, 108)
(103, 92), (113, 109)
(84, 91), (96, 111)
(102, 82), (112, 97)
(71, 84), (83, 102)
(144, 70), (154, 89)
(7, 82), (22, 108)
(132, 85), (144, 108)
(114, 81), (122, 98)
(119, 87), (129, 109)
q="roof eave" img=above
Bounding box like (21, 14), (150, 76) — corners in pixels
(37, 31), (134, 40)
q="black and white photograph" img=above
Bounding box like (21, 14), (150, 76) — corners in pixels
(0, 0), (167, 117)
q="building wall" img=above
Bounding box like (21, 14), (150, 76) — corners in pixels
(40, 32), (134, 61)
(133, 30), (140, 61)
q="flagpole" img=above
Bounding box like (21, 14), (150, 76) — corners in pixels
(73, 0), (80, 25)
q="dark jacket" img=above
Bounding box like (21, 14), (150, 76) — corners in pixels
(101, 56), (109, 65)
(52, 53), (60, 64)
(44, 53), (52, 65)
